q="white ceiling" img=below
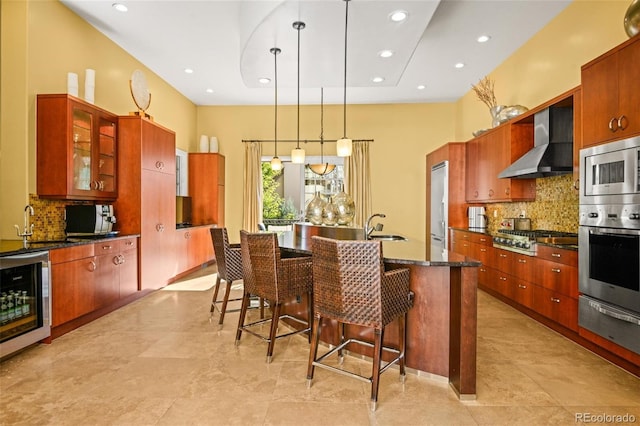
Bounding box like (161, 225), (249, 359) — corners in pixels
(60, 0), (571, 106)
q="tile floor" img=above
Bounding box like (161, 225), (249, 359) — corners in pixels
(1, 265), (639, 425)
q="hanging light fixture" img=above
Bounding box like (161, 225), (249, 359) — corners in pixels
(309, 88), (336, 176)
(291, 21), (306, 164)
(336, 0), (352, 157)
(270, 47), (283, 171)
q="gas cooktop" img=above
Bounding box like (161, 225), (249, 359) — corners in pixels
(493, 229), (578, 255)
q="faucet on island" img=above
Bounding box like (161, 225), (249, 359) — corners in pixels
(364, 213), (386, 239)
(15, 204), (35, 248)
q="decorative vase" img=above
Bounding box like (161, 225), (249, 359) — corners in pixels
(322, 198), (338, 226)
(625, 0), (640, 38)
(333, 184), (355, 226)
(497, 105), (529, 124)
(199, 135), (209, 153)
(305, 192), (326, 225)
(490, 105), (505, 128)
(209, 136), (219, 153)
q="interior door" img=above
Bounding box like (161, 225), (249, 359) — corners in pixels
(430, 161), (448, 250)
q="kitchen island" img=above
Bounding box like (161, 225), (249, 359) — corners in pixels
(277, 231), (481, 399)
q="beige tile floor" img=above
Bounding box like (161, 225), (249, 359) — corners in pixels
(1, 265), (639, 425)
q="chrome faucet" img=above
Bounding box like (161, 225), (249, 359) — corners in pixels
(15, 205), (35, 248)
(364, 213), (386, 239)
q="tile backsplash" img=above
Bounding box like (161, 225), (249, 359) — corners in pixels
(26, 194), (89, 241)
(486, 174), (579, 234)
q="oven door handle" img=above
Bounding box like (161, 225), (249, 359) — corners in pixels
(589, 300), (640, 326)
(588, 228), (640, 239)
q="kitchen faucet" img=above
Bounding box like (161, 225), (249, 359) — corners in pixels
(364, 213), (386, 239)
(15, 204), (35, 248)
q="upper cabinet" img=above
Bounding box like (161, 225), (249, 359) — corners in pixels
(37, 94), (118, 200)
(465, 124), (536, 203)
(581, 35), (640, 147)
(188, 153), (225, 226)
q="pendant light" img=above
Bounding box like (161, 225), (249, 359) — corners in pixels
(336, 0), (352, 157)
(291, 21), (306, 164)
(309, 88), (336, 176)
(270, 47), (283, 171)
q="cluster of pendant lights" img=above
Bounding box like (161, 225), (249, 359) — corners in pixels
(270, 0), (353, 172)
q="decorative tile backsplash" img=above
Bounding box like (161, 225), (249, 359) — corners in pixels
(26, 194), (89, 241)
(485, 174), (579, 234)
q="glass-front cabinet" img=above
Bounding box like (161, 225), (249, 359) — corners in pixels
(37, 94), (118, 200)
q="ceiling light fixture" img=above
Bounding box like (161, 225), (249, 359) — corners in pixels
(477, 35), (491, 43)
(372, 77), (384, 83)
(258, 77), (271, 84)
(390, 10), (408, 22)
(336, 0), (352, 157)
(206, 88), (213, 93)
(378, 50), (394, 58)
(455, 62), (465, 69)
(184, 68), (194, 74)
(112, 3), (128, 12)
(309, 88), (336, 176)
(417, 85), (426, 90)
(269, 47), (282, 172)
(291, 21), (306, 164)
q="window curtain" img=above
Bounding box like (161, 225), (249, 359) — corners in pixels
(242, 142), (263, 231)
(344, 141), (371, 227)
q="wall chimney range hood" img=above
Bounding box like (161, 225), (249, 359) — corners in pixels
(498, 106), (573, 179)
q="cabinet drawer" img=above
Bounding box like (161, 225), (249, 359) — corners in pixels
(536, 245), (577, 267)
(511, 254), (534, 278)
(50, 244), (94, 264)
(533, 286), (578, 331)
(508, 277), (534, 309)
(535, 258), (578, 298)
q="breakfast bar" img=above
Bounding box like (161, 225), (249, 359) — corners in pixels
(277, 231), (481, 399)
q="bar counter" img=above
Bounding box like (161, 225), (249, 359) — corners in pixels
(277, 231), (480, 399)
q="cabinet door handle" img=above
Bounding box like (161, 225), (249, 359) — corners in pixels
(488, 189), (494, 197)
(480, 248), (487, 252)
(125, 240), (133, 246)
(551, 253), (561, 258)
(499, 276), (507, 281)
(550, 297), (560, 303)
(480, 268), (486, 272)
(499, 253), (507, 258)
(480, 238), (486, 242)
(89, 260), (97, 272)
(518, 284), (527, 289)
(608, 117), (618, 132)
(156, 224), (164, 232)
(573, 179), (579, 191)
(113, 255), (120, 265)
(551, 268), (561, 273)
(102, 245), (112, 250)
(155, 161), (164, 170)
(119, 254), (125, 264)
(518, 259), (527, 263)
(473, 190), (479, 198)
(505, 187), (510, 196)
(618, 115), (628, 131)
(185, 232), (191, 239)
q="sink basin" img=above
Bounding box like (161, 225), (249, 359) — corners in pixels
(368, 234), (408, 241)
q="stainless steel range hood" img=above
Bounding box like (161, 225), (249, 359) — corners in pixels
(498, 106), (573, 179)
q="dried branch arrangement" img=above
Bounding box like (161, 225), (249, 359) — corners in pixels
(471, 76), (497, 110)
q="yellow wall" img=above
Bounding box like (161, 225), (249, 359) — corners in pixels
(0, 0), (634, 255)
(0, 0), (196, 238)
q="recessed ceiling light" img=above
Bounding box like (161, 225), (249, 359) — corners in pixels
(390, 10), (408, 22)
(378, 50), (394, 58)
(417, 85), (426, 90)
(184, 68), (194, 74)
(477, 35), (491, 43)
(454, 63), (465, 69)
(259, 77), (271, 84)
(372, 77), (384, 83)
(112, 3), (128, 12)
(206, 88), (214, 93)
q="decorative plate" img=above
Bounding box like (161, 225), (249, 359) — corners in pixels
(129, 69), (151, 113)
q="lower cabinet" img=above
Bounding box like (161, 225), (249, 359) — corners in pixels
(174, 226), (214, 276)
(50, 237), (139, 327)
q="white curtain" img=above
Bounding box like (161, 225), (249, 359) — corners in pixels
(344, 141), (371, 227)
(242, 142), (263, 231)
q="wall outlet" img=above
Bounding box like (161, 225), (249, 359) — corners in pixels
(493, 210), (497, 218)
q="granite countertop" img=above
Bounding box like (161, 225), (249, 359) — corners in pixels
(0, 234), (140, 257)
(277, 231), (481, 268)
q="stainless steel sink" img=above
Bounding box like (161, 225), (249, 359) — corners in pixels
(368, 234), (408, 241)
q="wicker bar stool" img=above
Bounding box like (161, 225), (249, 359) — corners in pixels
(306, 236), (414, 411)
(236, 231), (313, 363)
(209, 228), (246, 325)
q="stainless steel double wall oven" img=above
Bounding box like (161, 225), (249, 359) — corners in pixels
(579, 136), (640, 354)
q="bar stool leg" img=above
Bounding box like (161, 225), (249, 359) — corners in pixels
(266, 302), (282, 363)
(306, 315), (322, 387)
(399, 313), (407, 382)
(218, 279), (233, 325)
(210, 274), (222, 313)
(235, 292), (251, 344)
(370, 328), (384, 412)
(337, 322), (345, 364)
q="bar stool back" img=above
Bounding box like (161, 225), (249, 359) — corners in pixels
(209, 228), (244, 325)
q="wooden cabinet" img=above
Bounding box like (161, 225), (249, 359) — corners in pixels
(174, 226), (214, 276)
(465, 124), (535, 203)
(533, 286), (578, 331)
(581, 36), (640, 147)
(188, 153), (225, 226)
(50, 237), (139, 327)
(115, 116), (176, 290)
(37, 94), (118, 200)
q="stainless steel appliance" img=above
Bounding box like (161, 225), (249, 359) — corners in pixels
(65, 204), (116, 236)
(493, 229), (578, 256)
(430, 161), (448, 255)
(579, 136), (640, 355)
(0, 251), (51, 359)
(468, 206), (487, 231)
